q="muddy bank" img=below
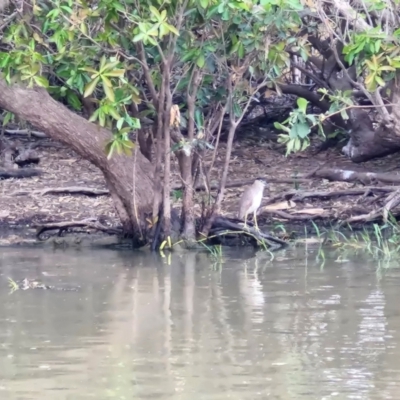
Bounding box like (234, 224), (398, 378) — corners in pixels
(1, 133), (400, 247)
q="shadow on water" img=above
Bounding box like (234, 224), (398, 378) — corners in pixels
(1, 246), (400, 399)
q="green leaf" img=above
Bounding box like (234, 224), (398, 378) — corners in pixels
(105, 140), (116, 159)
(81, 67), (99, 74)
(294, 137), (301, 151)
(102, 61), (120, 71)
(297, 122), (310, 138)
(84, 76), (100, 98)
(117, 118), (124, 130)
(2, 111), (13, 126)
(375, 75), (385, 86)
(166, 23), (179, 36)
(297, 97), (308, 113)
(66, 92), (82, 110)
(103, 80), (115, 102)
(104, 69), (125, 77)
(89, 109), (99, 122)
(196, 53), (205, 68)
(290, 122), (310, 139)
(286, 138), (294, 155)
(108, 107), (121, 120)
(99, 110), (106, 127)
(133, 33), (145, 42)
(149, 5), (162, 20)
(99, 55), (107, 70)
(33, 76), (49, 88)
(274, 122), (290, 133)
(199, 0), (209, 8)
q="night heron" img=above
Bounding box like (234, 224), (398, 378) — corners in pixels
(238, 178), (268, 230)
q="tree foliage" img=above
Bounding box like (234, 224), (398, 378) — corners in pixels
(1, 0), (400, 242)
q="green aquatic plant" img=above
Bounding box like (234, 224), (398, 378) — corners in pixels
(8, 277), (19, 293)
(328, 218), (400, 267)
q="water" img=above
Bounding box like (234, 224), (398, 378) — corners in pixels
(0, 247), (400, 399)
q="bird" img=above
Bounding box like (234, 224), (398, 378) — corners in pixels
(238, 178), (268, 230)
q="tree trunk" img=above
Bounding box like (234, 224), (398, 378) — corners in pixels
(342, 106), (400, 163)
(0, 79), (155, 240)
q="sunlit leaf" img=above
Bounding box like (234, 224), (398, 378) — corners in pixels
(81, 67), (99, 74)
(296, 97), (308, 113)
(166, 23), (179, 36)
(196, 53), (205, 68)
(117, 118), (124, 130)
(133, 32), (145, 42)
(33, 75), (49, 88)
(105, 69), (125, 77)
(101, 75), (113, 88)
(102, 61), (120, 71)
(108, 107), (121, 120)
(375, 75), (385, 86)
(99, 55), (107, 70)
(103, 81), (115, 102)
(149, 5), (162, 20)
(83, 76), (100, 97)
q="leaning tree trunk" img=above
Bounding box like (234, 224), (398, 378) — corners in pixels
(0, 79), (155, 240)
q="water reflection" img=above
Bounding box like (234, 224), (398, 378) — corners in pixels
(0, 247), (399, 399)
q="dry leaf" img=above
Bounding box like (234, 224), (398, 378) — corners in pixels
(170, 104), (180, 127)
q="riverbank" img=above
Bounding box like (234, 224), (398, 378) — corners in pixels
(1, 133), (400, 246)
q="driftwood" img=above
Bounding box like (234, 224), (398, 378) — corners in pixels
(261, 184), (400, 224)
(209, 216), (287, 249)
(34, 219), (121, 240)
(345, 189), (400, 223)
(11, 186), (109, 197)
(266, 186), (397, 205)
(4, 129), (47, 138)
(0, 168), (42, 179)
(308, 167), (400, 185)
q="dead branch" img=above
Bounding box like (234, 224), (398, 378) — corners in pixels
(0, 168), (42, 179)
(345, 189), (400, 223)
(266, 187), (389, 204)
(211, 216), (287, 249)
(11, 186), (109, 197)
(34, 219), (121, 240)
(309, 167), (400, 185)
(4, 129), (47, 138)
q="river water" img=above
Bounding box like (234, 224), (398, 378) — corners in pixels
(0, 246), (399, 399)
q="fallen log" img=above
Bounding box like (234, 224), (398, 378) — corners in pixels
(34, 219), (121, 240)
(11, 186), (109, 197)
(265, 186), (398, 205)
(0, 168), (42, 179)
(209, 216), (288, 249)
(308, 167), (400, 185)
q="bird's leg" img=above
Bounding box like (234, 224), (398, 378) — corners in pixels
(254, 210), (259, 231)
(243, 213), (248, 229)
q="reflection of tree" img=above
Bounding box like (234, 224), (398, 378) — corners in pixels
(0, 248), (398, 398)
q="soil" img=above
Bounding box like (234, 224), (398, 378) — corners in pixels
(1, 132), (399, 246)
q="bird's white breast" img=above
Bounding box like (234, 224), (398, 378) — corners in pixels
(248, 183), (264, 213)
